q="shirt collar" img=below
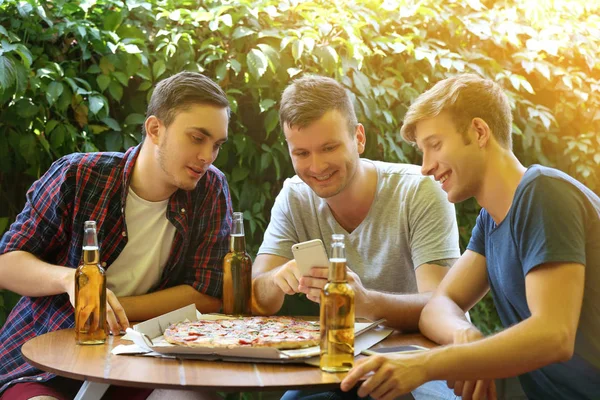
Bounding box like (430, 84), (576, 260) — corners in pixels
(121, 144), (142, 208)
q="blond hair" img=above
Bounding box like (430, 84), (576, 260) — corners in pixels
(400, 74), (513, 149)
(279, 75), (357, 134)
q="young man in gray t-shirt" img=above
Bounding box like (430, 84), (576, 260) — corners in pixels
(251, 75), (461, 400)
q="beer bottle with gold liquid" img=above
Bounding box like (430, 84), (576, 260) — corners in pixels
(223, 212), (252, 315)
(320, 234), (355, 372)
(75, 221), (107, 344)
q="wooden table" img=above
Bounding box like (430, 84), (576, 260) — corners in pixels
(21, 328), (437, 400)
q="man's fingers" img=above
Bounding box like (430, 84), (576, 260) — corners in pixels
(472, 380), (487, 400)
(299, 276), (327, 290)
(340, 356), (382, 391)
(367, 372), (396, 399)
(309, 266), (329, 278)
(106, 305), (121, 334)
(447, 380), (455, 389)
(107, 291), (129, 331)
(78, 304), (93, 329)
(91, 305), (100, 332)
(273, 274), (298, 295)
(488, 380), (498, 400)
(461, 380), (476, 400)
(454, 380), (465, 397)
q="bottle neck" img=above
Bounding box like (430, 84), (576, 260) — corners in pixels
(329, 258), (347, 282)
(230, 234), (246, 253)
(82, 246), (100, 265)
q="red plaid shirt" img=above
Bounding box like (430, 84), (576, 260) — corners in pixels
(0, 145), (232, 393)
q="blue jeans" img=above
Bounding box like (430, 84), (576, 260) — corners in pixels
(281, 380), (459, 400)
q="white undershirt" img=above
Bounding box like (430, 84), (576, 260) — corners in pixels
(106, 188), (176, 297)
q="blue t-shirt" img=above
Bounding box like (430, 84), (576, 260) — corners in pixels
(467, 165), (600, 400)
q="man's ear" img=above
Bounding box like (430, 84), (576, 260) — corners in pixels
(144, 116), (161, 145)
(471, 118), (491, 148)
(355, 123), (366, 154)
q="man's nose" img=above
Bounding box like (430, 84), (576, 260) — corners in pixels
(197, 146), (213, 164)
(421, 152), (436, 176)
(309, 154), (328, 174)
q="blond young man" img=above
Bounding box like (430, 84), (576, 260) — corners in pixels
(253, 75), (461, 400)
(341, 74), (600, 400)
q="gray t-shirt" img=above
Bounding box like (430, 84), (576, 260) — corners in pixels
(259, 159), (460, 294)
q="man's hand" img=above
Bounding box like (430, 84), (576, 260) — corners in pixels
(448, 327), (497, 400)
(340, 353), (429, 400)
(297, 266), (329, 302)
(299, 267), (373, 315)
(272, 259), (312, 295)
(67, 273), (130, 335)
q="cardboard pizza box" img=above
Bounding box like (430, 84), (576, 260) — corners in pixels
(112, 304), (392, 363)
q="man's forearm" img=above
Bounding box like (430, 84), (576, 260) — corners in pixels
(363, 290), (432, 332)
(118, 284), (221, 321)
(425, 316), (573, 382)
(0, 251), (73, 296)
(419, 295), (475, 345)
(252, 270), (285, 315)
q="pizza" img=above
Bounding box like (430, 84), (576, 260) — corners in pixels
(163, 316), (320, 349)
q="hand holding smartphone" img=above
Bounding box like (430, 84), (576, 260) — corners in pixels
(291, 239), (329, 276)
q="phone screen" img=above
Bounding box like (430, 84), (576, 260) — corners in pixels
(362, 345), (428, 356)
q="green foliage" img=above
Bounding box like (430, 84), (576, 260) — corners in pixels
(1, 0), (599, 335)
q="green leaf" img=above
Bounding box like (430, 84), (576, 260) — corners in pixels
(112, 71), (129, 86)
(152, 60), (166, 80)
(16, 99), (38, 118)
(87, 65), (102, 74)
(315, 46), (338, 72)
(287, 68), (302, 78)
(50, 125), (65, 148)
(260, 152), (272, 170)
(229, 59), (242, 74)
(122, 44), (142, 54)
(232, 26), (256, 40)
(215, 62), (227, 81)
(246, 49), (268, 80)
(353, 70), (370, 97)
(104, 11), (124, 31)
(102, 117), (121, 131)
(264, 108), (279, 136)
(89, 95), (104, 114)
(138, 81), (152, 91)
(124, 113), (145, 126)
(96, 75), (110, 91)
(108, 81), (123, 101)
(259, 99), (276, 113)
(0, 55), (16, 89)
(292, 39), (304, 62)
(46, 120), (59, 134)
(105, 131), (123, 151)
(232, 166), (249, 182)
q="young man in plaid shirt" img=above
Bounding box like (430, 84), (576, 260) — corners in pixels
(0, 72), (232, 400)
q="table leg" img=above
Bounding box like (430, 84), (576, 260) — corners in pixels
(73, 380), (110, 400)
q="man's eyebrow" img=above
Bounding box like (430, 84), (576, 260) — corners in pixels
(189, 127), (227, 143)
(189, 127), (214, 138)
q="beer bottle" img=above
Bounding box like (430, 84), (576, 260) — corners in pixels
(75, 221), (107, 345)
(320, 233), (355, 372)
(223, 212), (252, 315)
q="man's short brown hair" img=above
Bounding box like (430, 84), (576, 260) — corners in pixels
(279, 75), (358, 134)
(142, 71), (230, 139)
(400, 74), (513, 149)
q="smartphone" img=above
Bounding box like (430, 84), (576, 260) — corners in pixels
(361, 345), (429, 356)
(291, 239), (329, 276)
